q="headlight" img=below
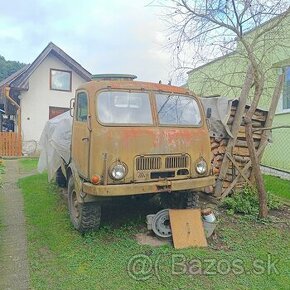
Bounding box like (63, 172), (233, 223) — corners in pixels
(110, 162), (127, 180)
(196, 159), (207, 175)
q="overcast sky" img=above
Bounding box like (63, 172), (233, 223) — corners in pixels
(0, 0), (175, 83)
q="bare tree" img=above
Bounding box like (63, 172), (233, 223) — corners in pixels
(155, 0), (290, 218)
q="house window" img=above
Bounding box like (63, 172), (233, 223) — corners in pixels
(283, 67), (290, 110)
(50, 69), (72, 92)
(76, 92), (88, 122)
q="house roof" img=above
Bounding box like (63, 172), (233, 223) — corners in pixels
(0, 64), (30, 88)
(0, 42), (92, 91)
(187, 51), (236, 75)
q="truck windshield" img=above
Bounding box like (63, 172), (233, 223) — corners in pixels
(97, 91), (153, 124)
(156, 94), (201, 126)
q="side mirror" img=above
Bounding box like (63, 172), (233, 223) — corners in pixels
(70, 98), (75, 117)
(206, 108), (212, 119)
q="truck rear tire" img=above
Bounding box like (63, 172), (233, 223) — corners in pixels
(68, 176), (101, 233)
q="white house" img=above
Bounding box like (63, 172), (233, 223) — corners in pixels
(0, 42), (91, 155)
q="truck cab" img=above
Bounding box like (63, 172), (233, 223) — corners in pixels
(67, 75), (215, 233)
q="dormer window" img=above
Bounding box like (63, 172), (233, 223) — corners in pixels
(50, 69), (72, 92)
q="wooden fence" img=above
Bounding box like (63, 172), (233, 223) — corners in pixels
(0, 132), (22, 156)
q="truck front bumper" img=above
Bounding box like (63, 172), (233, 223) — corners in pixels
(82, 176), (215, 197)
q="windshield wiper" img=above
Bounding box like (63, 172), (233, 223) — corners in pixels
(158, 95), (171, 114)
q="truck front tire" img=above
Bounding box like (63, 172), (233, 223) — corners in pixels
(68, 176), (101, 233)
(160, 191), (199, 209)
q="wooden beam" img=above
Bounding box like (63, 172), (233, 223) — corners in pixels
(214, 65), (253, 197)
(225, 153), (252, 185)
(219, 142), (268, 199)
(219, 74), (284, 200)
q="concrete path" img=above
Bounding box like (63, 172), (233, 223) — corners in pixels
(0, 160), (30, 290)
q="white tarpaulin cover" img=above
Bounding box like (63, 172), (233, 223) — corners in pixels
(200, 96), (233, 138)
(37, 111), (72, 181)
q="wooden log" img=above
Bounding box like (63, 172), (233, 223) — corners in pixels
(233, 155), (251, 163)
(228, 116), (262, 127)
(218, 145), (226, 154)
(252, 109), (266, 117)
(226, 167), (251, 178)
(251, 114), (266, 122)
(211, 147), (219, 155)
(233, 147), (250, 156)
(213, 167), (220, 175)
(211, 142), (220, 149)
(238, 126), (262, 135)
(214, 137), (223, 143)
(219, 142), (267, 199)
(231, 110), (266, 121)
(220, 139), (228, 146)
(212, 160), (222, 168)
(237, 131), (261, 139)
(214, 154), (224, 161)
(214, 66), (253, 197)
(235, 139), (259, 148)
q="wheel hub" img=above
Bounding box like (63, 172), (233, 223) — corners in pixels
(151, 209), (172, 239)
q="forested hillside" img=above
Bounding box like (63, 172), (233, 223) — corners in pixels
(0, 55), (26, 82)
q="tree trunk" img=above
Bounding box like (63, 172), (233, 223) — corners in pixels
(244, 68), (268, 218)
(244, 118), (268, 218)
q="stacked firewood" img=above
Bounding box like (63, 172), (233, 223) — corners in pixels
(208, 103), (267, 194)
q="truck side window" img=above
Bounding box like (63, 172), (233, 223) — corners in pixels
(76, 92), (88, 122)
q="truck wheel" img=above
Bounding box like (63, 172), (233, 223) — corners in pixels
(185, 191), (199, 208)
(161, 191), (199, 209)
(68, 176), (101, 233)
(56, 167), (67, 188)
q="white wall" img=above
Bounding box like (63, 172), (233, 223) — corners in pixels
(20, 54), (87, 142)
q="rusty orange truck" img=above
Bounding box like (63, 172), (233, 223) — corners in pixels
(47, 74), (215, 233)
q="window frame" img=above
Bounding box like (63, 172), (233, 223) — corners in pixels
(155, 93), (203, 128)
(75, 91), (88, 122)
(95, 89), (155, 127)
(50, 68), (72, 92)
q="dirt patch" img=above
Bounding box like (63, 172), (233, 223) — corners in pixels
(135, 232), (171, 247)
(0, 159), (32, 290)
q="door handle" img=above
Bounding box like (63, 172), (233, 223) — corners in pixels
(82, 137), (89, 142)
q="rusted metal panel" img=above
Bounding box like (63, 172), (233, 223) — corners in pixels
(134, 154), (191, 182)
(71, 80), (213, 197)
(82, 176), (215, 197)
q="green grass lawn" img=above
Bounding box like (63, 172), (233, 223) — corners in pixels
(18, 172), (290, 290)
(263, 175), (290, 200)
(19, 158), (38, 172)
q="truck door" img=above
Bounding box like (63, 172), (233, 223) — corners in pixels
(72, 91), (90, 178)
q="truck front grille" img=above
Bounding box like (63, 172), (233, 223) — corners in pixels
(134, 154), (191, 182)
(165, 155), (188, 168)
(136, 156), (161, 170)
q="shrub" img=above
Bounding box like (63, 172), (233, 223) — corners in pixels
(223, 185), (281, 216)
